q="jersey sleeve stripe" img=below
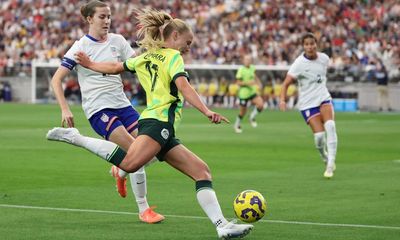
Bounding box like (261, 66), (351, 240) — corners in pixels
(123, 61), (135, 73)
(61, 57), (76, 70)
(172, 72), (189, 82)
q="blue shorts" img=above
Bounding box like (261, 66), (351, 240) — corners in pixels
(300, 100), (332, 124)
(88, 106), (140, 140)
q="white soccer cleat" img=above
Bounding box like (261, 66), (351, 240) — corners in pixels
(249, 118), (258, 128)
(324, 164), (335, 179)
(46, 127), (80, 145)
(234, 125), (243, 134)
(217, 220), (253, 239)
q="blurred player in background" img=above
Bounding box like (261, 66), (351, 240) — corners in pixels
(49, 0), (164, 223)
(233, 55), (264, 133)
(280, 32), (338, 178)
(48, 8), (254, 239)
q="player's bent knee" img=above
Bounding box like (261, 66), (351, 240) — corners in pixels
(192, 164), (212, 181)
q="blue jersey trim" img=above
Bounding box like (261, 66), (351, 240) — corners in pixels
(85, 34), (99, 42)
(61, 57), (76, 70)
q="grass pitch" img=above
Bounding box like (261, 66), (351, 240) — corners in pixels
(0, 103), (399, 240)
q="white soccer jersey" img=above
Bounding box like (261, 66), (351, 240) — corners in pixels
(287, 52), (332, 110)
(61, 33), (135, 119)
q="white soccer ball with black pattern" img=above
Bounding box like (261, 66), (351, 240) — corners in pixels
(233, 190), (267, 223)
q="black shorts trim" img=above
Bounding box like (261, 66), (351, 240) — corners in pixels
(239, 94), (257, 106)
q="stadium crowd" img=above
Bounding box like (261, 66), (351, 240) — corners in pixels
(0, 0), (399, 81)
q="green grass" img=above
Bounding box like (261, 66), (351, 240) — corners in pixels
(0, 103), (399, 240)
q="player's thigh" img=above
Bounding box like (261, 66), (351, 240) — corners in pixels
(120, 135), (161, 173)
(109, 126), (135, 152)
(320, 103), (335, 123)
(251, 95), (264, 109)
(164, 144), (212, 181)
(308, 115), (325, 133)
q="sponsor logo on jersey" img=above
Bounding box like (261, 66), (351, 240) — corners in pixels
(101, 113), (109, 122)
(161, 128), (169, 140)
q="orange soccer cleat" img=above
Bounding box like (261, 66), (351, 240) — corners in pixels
(110, 166), (127, 198)
(139, 207), (165, 224)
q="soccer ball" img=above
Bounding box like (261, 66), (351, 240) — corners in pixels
(233, 190), (267, 223)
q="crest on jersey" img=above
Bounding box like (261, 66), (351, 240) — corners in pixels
(110, 46), (118, 57)
(161, 128), (169, 140)
(101, 113), (109, 122)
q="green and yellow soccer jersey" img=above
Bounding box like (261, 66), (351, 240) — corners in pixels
(236, 65), (257, 99)
(123, 48), (188, 128)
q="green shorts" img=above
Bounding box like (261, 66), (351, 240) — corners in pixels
(138, 119), (181, 161)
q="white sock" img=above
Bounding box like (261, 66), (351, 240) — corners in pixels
(234, 116), (242, 127)
(314, 131), (327, 162)
(73, 134), (119, 161)
(250, 107), (260, 120)
(324, 120), (338, 167)
(197, 188), (228, 228)
(118, 169), (128, 178)
(129, 166), (149, 213)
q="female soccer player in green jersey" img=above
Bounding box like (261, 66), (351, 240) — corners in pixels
(47, 9), (254, 239)
(233, 55), (264, 133)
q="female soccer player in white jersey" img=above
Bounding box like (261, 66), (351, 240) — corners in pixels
(279, 32), (338, 179)
(50, 0), (164, 223)
(47, 9), (254, 239)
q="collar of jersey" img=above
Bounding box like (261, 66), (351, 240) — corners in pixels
(85, 34), (108, 43)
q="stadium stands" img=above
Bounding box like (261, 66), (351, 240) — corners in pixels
(0, 0), (399, 81)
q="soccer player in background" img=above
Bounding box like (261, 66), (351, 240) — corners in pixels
(47, 8), (254, 239)
(233, 55), (264, 133)
(279, 32), (338, 178)
(49, 0), (164, 223)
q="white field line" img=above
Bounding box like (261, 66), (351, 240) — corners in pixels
(1, 204), (399, 231)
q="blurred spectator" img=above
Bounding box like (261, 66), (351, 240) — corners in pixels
(123, 79), (133, 100)
(262, 79), (274, 109)
(197, 77), (208, 104)
(216, 76), (228, 107)
(0, 0), (399, 82)
(227, 81), (239, 108)
(2, 81), (12, 102)
(207, 79), (218, 106)
(0, 81), (3, 101)
(64, 77), (81, 104)
(375, 60), (392, 112)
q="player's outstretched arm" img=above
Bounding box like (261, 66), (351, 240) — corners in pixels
(74, 51), (125, 74)
(175, 76), (229, 124)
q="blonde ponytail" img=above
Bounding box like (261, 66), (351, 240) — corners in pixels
(135, 9), (191, 51)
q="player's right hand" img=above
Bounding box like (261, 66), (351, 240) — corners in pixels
(74, 51), (92, 68)
(205, 110), (230, 124)
(61, 109), (74, 127)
